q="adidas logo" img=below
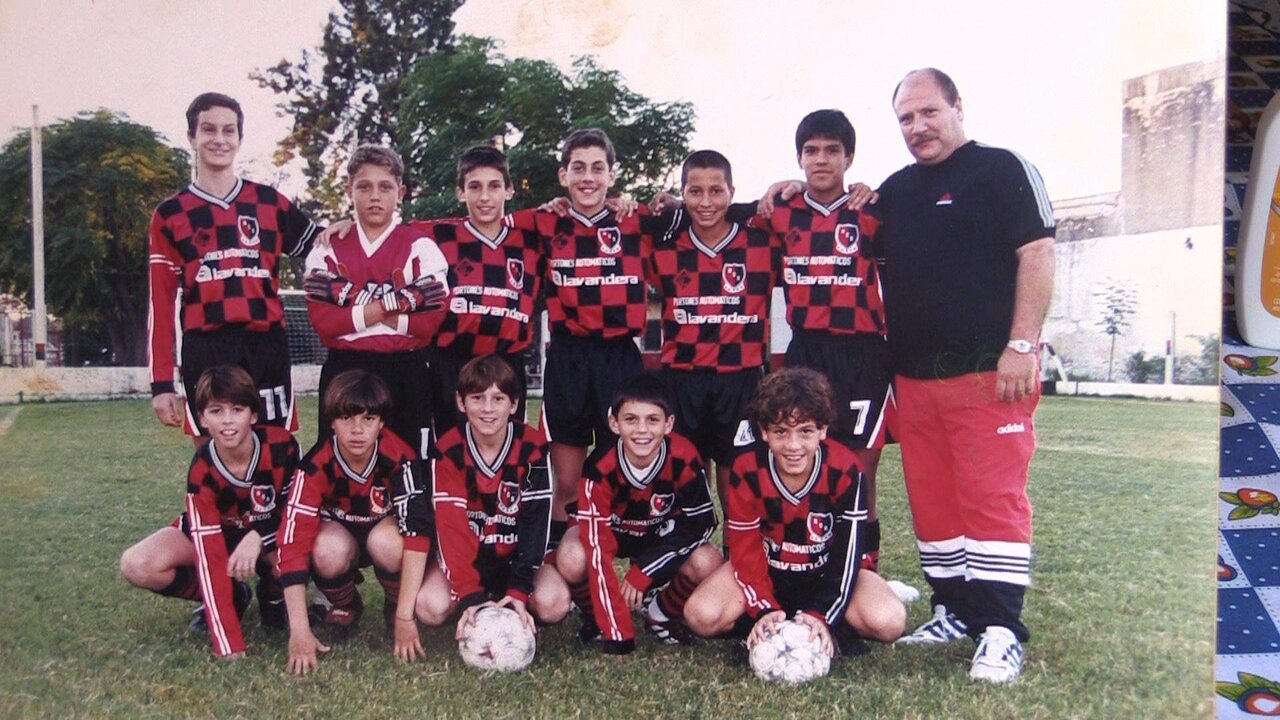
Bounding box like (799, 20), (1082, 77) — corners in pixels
(996, 423), (1026, 435)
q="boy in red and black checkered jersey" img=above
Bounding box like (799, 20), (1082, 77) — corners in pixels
(120, 365), (299, 659)
(277, 370), (432, 676)
(408, 146), (546, 436)
(390, 355), (568, 662)
(648, 150), (781, 507)
(149, 93), (322, 437)
(683, 367), (905, 658)
(555, 373), (723, 654)
(505, 128), (680, 548)
(728, 110), (891, 570)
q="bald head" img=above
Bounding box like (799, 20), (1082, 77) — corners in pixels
(892, 68), (967, 166)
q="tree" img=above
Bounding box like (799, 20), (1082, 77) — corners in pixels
(1095, 280), (1136, 381)
(397, 36), (696, 218)
(1123, 350), (1164, 384)
(0, 111), (189, 365)
(252, 0), (463, 214)
(1175, 333), (1220, 385)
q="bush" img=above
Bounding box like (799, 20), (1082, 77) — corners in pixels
(1124, 351), (1165, 384)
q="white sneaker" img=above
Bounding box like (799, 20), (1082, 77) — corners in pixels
(969, 626), (1023, 683)
(886, 580), (921, 604)
(896, 604), (968, 645)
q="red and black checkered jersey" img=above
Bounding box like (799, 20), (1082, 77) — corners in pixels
(148, 178), (320, 393)
(578, 432), (717, 644)
(733, 193), (884, 337)
(411, 219), (544, 356)
(724, 440), (868, 627)
(508, 207), (678, 339)
(648, 222), (780, 372)
(278, 428), (420, 587)
(304, 221), (448, 353)
(184, 425), (298, 656)
(432, 421), (552, 608)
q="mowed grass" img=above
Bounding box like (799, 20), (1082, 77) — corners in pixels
(0, 395), (1217, 719)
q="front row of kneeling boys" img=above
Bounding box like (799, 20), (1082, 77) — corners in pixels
(120, 357), (905, 674)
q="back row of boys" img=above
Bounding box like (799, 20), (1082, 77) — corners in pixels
(133, 92), (910, 670)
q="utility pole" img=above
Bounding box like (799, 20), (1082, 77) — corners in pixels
(31, 105), (46, 368)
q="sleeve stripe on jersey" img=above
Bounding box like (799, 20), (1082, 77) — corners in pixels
(725, 519), (759, 531)
(520, 488), (554, 502)
(186, 495), (233, 656)
(149, 254), (179, 272)
(289, 218), (320, 257)
(1005, 147), (1054, 228)
(734, 569), (770, 614)
(825, 481), (865, 626)
(684, 501), (714, 517)
(584, 478), (624, 641)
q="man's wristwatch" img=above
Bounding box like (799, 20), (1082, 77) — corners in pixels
(1006, 339), (1036, 354)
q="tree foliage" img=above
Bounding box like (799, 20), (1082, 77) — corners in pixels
(0, 111), (189, 365)
(252, 0), (463, 215)
(397, 36), (696, 219)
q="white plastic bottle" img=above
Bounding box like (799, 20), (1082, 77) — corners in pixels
(1238, 91), (1280, 349)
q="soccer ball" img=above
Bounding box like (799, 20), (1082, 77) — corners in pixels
(748, 619), (832, 685)
(457, 606), (536, 672)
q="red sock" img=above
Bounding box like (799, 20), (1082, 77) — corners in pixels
(656, 573), (699, 620)
(315, 570), (358, 609)
(374, 567), (401, 608)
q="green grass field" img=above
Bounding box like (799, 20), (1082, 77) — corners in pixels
(0, 395), (1216, 719)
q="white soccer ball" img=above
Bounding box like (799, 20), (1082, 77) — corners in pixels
(748, 619), (832, 685)
(457, 606), (536, 672)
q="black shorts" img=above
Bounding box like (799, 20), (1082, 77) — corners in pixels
(180, 326), (294, 435)
(329, 517), (384, 569)
(430, 348), (529, 438)
(770, 571), (837, 620)
(785, 331), (892, 449)
(542, 334), (643, 447)
(663, 368), (761, 466)
(317, 348), (433, 456)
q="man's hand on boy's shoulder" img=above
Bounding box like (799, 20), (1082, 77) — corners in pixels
(845, 182), (878, 211)
(314, 218), (353, 248)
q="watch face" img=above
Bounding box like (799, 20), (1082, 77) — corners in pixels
(1008, 340), (1035, 354)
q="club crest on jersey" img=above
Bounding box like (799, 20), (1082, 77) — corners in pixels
(250, 486), (276, 513)
(722, 263), (746, 294)
(835, 224), (859, 255)
(238, 215), (260, 247)
(597, 227), (622, 255)
(650, 492), (675, 516)
(506, 258), (525, 289)
(807, 511), (834, 543)
(498, 479), (521, 514)
(369, 486), (388, 515)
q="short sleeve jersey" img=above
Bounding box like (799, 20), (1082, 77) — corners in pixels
(747, 192), (885, 337)
(510, 207), (676, 339)
(874, 141), (1056, 379)
(648, 223), (780, 372)
(724, 440), (868, 627)
(412, 219), (545, 356)
(431, 422), (552, 607)
(303, 221), (448, 353)
(277, 429), (419, 586)
(148, 178), (320, 393)
(184, 425), (299, 656)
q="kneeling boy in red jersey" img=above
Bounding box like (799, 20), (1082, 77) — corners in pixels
(391, 355), (569, 662)
(277, 370), (432, 675)
(120, 365), (299, 659)
(556, 373), (723, 654)
(683, 367), (905, 658)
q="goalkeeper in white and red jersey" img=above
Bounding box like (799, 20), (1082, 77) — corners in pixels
(276, 370), (432, 676)
(120, 365), (298, 659)
(556, 373), (723, 655)
(303, 145), (448, 456)
(148, 93), (321, 436)
(683, 368), (905, 659)
(390, 355), (569, 662)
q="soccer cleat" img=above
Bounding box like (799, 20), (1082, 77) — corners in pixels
(644, 615), (700, 646)
(895, 604), (969, 645)
(969, 626), (1024, 683)
(189, 580), (252, 633)
(308, 590), (363, 640)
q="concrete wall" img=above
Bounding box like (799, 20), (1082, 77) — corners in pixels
(0, 366), (322, 404)
(1053, 380), (1218, 403)
(1120, 60), (1225, 233)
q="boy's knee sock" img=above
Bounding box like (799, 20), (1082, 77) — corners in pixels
(860, 518), (881, 572)
(374, 567), (401, 607)
(315, 569), (359, 609)
(568, 579), (592, 614)
(158, 566), (201, 601)
(653, 573), (699, 621)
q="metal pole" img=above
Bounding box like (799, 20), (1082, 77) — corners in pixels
(31, 105), (46, 368)
(1164, 311), (1175, 384)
